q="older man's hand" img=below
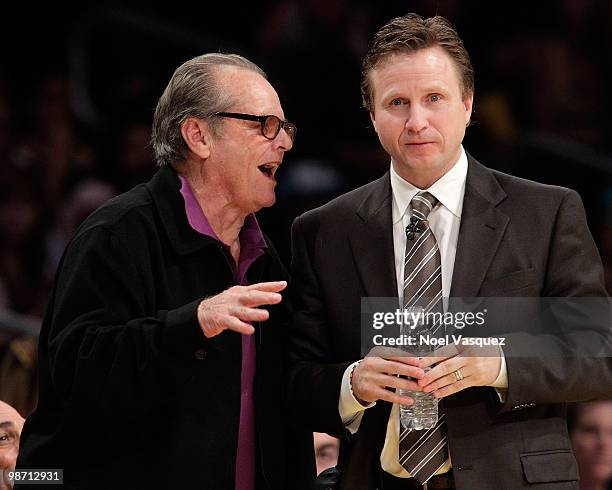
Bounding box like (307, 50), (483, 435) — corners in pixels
(351, 347), (425, 406)
(197, 281), (287, 338)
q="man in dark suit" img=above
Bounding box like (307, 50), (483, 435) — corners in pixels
(288, 14), (611, 489)
(17, 53), (314, 489)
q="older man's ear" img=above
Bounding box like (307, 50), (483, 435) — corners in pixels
(180, 117), (213, 160)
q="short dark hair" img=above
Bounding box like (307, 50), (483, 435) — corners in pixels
(360, 13), (474, 111)
(151, 53), (266, 169)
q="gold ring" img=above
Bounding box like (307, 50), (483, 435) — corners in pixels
(454, 369), (463, 381)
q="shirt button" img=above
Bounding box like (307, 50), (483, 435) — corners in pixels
(194, 349), (207, 360)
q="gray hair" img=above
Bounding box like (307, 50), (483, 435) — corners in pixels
(151, 53), (267, 168)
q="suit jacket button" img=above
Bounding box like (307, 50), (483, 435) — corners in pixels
(194, 349), (207, 360)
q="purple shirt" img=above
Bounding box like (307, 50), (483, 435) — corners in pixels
(179, 176), (266, 490)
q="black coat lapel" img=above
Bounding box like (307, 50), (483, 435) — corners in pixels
(348, 173), (398, 299)
(450, 156), (509, 297)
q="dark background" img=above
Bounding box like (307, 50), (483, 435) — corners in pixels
(0, 0), (611, 416)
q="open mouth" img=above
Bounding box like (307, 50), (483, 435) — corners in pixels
(258, 163), (278, 179)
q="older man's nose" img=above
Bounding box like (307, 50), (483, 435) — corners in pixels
(276, 127), (294, 151)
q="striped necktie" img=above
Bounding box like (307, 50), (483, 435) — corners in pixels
(399, 191), (448, 484)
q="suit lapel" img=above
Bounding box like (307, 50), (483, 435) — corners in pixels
(450, 156), (509, 297)
(348, 173), (398, 299)
(346, 174), (397, 435)
(346, 160), (509, 299)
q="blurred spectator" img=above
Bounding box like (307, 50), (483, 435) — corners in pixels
(569, 400), (612, 490)
(490, 2), (610, 150)
(113, 120), (156, 192)
(313, 432), (340, 476)
(255, 0), (373, 165)
(0, 400), (25, 489)
(0, 175), (46, 317)
(602, 188), (612, 295)
(14, 75), (96, 213)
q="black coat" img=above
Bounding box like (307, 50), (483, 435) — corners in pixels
(17, 166), (315, 489)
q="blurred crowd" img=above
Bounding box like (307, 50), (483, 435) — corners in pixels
(0, 0), (611, 486)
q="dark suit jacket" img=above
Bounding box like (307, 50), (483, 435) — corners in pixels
(288, 155), (611, 489)
(17, 166), (315, 489)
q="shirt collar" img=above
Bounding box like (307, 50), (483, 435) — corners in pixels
(390, 146), (468, 224)
(178, 175), (267, 251)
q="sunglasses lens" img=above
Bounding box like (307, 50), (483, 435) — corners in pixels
(284, 124), (297, 141)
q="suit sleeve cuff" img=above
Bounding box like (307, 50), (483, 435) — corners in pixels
(161, 299), (207, 359)
(491, 346), (508, 401)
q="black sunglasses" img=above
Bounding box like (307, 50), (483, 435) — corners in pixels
(213, 112), (297, 141)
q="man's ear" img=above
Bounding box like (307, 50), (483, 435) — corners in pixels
(180, 117), (212, 160)
(463, 92), (474, 126)
(369, 111), (377, 132)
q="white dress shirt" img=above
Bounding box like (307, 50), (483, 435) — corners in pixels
(338, 147), (508, 478)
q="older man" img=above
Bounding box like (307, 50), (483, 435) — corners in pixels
(0, 400), (24, 490)
(17, 54), (314, 489)
(288, 14), (611, 490)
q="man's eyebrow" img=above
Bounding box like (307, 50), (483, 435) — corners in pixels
(0, 421), (15, 429)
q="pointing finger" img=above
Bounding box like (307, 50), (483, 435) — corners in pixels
(246, 281), (287, 293)
(240, 290), (283, 307)
(233, 306), (270, 322)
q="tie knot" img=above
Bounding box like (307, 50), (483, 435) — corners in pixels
(410, 192), (438, 221)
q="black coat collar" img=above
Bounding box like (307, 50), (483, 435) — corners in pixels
(145, 165), (219, 255)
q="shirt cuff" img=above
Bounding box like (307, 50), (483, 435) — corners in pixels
(491, 346), (508, 402)
(338, 361), (375, 433)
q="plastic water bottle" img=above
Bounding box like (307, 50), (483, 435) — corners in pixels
(398, 307), (438, 430)
(400, 383), (438, 430)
